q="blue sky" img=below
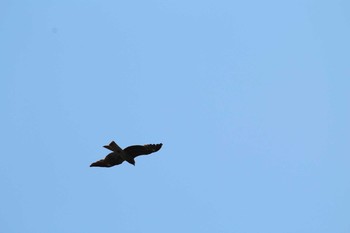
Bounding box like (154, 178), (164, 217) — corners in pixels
(1, 0), (349, 232)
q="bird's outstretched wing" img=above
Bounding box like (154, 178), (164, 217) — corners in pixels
(90, 152), (124, 167)
(90, 159), (110, 167)
(124, 143), (163, 158)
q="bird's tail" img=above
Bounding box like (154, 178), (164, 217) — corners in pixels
(103, 141), (123, 153)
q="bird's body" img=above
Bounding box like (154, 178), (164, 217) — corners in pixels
(90, 141), (163, 167)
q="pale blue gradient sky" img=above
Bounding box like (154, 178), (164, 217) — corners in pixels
(1, 1), (349, 232)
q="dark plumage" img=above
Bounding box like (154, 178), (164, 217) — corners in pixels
(90, 141), (163, 168)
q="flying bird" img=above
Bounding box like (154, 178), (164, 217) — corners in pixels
(90, 141), (163, 167)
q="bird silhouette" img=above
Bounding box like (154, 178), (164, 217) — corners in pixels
(90, 141), (163, 167)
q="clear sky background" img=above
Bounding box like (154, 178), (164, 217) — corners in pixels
(1, 1), (349, 232)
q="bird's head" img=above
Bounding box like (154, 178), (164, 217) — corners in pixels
(126, 158), (136, 166)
